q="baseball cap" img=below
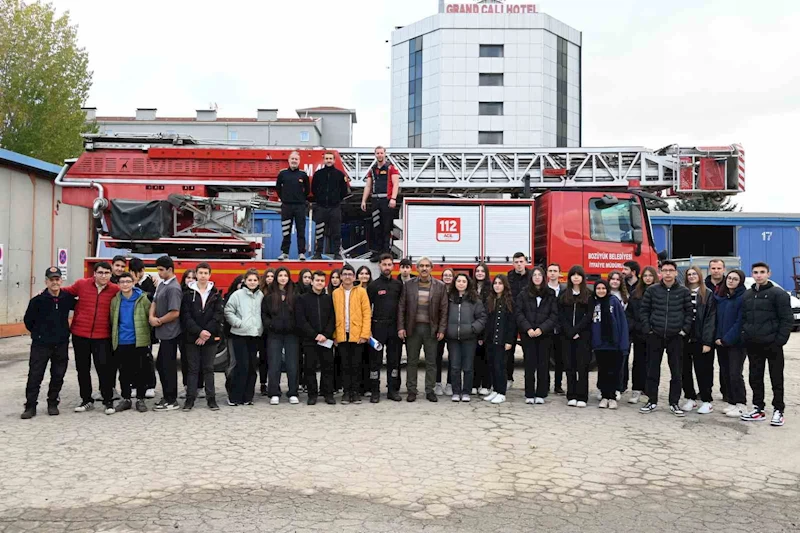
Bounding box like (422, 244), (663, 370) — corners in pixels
(45, 267), (62, 279)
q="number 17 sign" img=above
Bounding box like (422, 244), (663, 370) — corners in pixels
(436, 217), (461, 242)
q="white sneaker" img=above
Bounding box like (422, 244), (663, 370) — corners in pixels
(278, 253), (288, 261)
(723, 403), (738, 414)
(567, 399), (578, 407)
(490, 394), (506, 404)
(434, 383), (444, 396)
(104, 406), (116, 415)
(771, 410), (785, 427)
(461, 394), (471, 402)
(197, 390), (206, 399)
(596, 391), (603, 401)
(576, 401), (587, 408)
(131, 388), (137, 399)
(599, 398), (609, 409)
(725, 403), (745, 418)
(628, 391), (641, 404)
(270, 396), (280, 405)
(74, 402), (94, 412)
(471, 388), (478, 395)
(145, 388), (156, 399)
(507, 380), (513, 390)
(298, 253), (306, 261)
(697, 402), (713, 414)
(681, 399), (698, 412)
(452, 394), (461, 402)
(289, 396), (299, 405)
(525, 398), (535, 405)
(534, 397), (545, 405)
(444, 383), (453, 396)
(615, 391), (621, 401)
(478, 388), (490, 396)
(608, 399), (618, 410)
(484, 391), (498, 402)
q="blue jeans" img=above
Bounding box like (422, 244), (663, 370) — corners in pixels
(447, 339), (477, 395)
(267, 333), (299, 398)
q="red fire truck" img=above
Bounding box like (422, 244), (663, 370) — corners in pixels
(58, 134), (745, 286)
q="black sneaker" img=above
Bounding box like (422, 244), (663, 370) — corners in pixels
(669, 404), (686, 417)
(115, 399), (132, 413)
(207, 398), (220, 411)
(369, 252), (380, 263)
(260, 384), (268, 396)
(353, 393), (362, 404)
(153, 399), (168, 411)
(341, 394), (350, 405)
(20, 406), (36, 419)
(307, 396), (318, 406)
(387, 391), (402, 402)
(554, 387), (565, 395)
(135, 400), (148, 412)
(311, 254), (323, 260)
(227, 399), (238, 406)
(159, 401), (180, 412)
(325, 396), (336, 405)
(370, 394), (380, 404)
(639, 402), (657, 414)
(47, 404), (59, 416)
(426, 392), (438, 402)
(182, 399), (195, 411)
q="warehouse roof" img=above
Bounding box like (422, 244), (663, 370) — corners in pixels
(0, 148), (61, 177)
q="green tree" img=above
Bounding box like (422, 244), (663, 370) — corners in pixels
(674, 196), (740, 212)
(0, 0), (93, 164)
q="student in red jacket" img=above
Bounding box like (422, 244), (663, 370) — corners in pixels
(61, 261), (120, 414)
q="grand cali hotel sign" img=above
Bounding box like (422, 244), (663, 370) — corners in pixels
(444, 1), (538, 14)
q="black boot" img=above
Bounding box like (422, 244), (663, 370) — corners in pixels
(20, 406), (36, 419)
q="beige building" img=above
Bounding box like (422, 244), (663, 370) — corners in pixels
(0, 149), (92, 337)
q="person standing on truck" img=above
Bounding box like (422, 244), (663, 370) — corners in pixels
(311, 151), (349, 260)
(361, 146), (400, 262)
(332, 264), (372, 405)
(368, 254), (404, 402)
(129, 257), (157, 400)
(20, 267), (76, 419)
(398, 257), (449, 403)
(62, 261), (119, 414)
(276, 151), (311, 261)
(639, 260), (693, 417)
(109, 272), (152, 414)
(546, 263), (566, 395)
(149, 256), (183, 412)
(506, 252), (530, 390)
(295, 270), (336, 405)
(181, 262), (224, 411)
(740, 262), (793, 427)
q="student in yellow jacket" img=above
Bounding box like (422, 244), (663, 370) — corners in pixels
(332, 264), (372, 404)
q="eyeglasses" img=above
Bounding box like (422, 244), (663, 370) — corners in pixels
(661, 269), (676, 273)
(118, 280), (133, 284)
(96, 271), (111, 276)
(341, 272), (354, 277)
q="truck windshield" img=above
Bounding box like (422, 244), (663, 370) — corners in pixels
(589, 199), (634, 243)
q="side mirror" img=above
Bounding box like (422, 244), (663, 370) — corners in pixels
(630, 202), (643, 230)
(633, 228), (643, 244)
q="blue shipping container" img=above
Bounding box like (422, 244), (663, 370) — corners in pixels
(253, 211), (316, 260)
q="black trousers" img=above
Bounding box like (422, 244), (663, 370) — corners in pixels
(487, 343), (507, 395)
(436, 338), (451, 385)
(596, 349), (622, 400)
(281, 202), (307, 255)
(645, 334), (683, 406)
(180, 339), (204, 390)
(145, 347), (156, 389)
(72, 335), (113, 406)
(370, 198), (393, 253)
(746, 343), (785, 412)
(333, 346), (342, 391)
(185, 340), (218, 400)
(359, 345), (370, 394)
(259, 334), (269, 386)
(682, 339), (714, 403)
(552, 334), (564, 390)
(339, 340), (364, 395)
(230, 335), (260, 404)
(114, 345), (149, 401)
(474, 342), (491, 390)
(563, 336), (590, 402)
(304, 343), (335, 398)
(719, 345), (746, 405)
(313, 205), (342, 256)
(370, 322), (402, 394)
(521, 336), (551, 399)
(155, 337), (180, 403)
(630, 337), (647, 392)
(505, 340), (516, 381)
(25, 342), (69, 408)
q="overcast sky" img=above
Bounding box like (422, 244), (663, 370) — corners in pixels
(51, 0), (799, 213)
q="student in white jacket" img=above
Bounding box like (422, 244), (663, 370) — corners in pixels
(224, 269), (264, 405)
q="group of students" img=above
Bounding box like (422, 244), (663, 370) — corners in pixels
(20, 253), (793, 427)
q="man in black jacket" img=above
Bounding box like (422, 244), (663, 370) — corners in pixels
(21, 267), (76, 419)
(368, 254), (404, 402)
(639, 260), (693, 416)
(740, 262), (793, 426)
(295, 271), (336, 405)
(505, 252), (529, 388)
(180, 262), (224, 411)
(311, 152), (349, 260)
(276, 151), (311, 261)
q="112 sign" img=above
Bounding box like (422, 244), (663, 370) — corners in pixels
(436, 217), (461, 242)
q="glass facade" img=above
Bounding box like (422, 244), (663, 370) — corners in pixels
(479, 131), (503, 145)
(408, 37), (423, 148)
(479, 44), (504, 57)
(479, 73), (504, 86)
(479, 102), (504, 116)
(556, 36), (568, 147)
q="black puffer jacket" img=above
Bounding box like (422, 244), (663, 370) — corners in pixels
(640, 282), (693, 338)
(261, 293), (296, 334)
(515, 288), (558, 335)
(507, 269), (530, 300)
(295, 290), (335, 344)
(181, 284), (225, 343)
(445, 295), (487, 341)
(557, 292), (593, 339)
(741, 281), (793, 346)
(688, 288), (716, 347)
(627, 292), (647, 339)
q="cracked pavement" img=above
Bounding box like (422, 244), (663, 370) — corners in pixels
(1, 334), (799, 532)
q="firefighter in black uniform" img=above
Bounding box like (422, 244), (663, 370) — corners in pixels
(367, 253), (404, 402)
(276, 151), (311, 261)
(311, 151), (349, 260)
(361, 146), (400, 262)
